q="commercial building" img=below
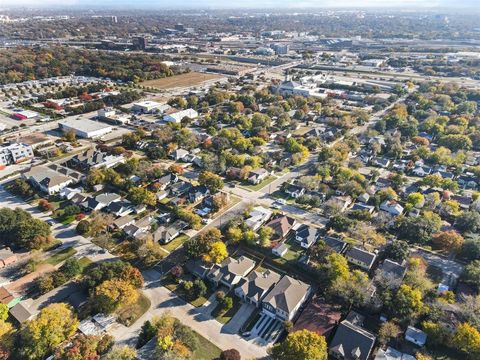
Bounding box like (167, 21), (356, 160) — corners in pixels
(59, 119), (112, 139)
(0, 143), (34, 167)
(132, 101), (167, 113)
(163, 109), (198, 123)
(11, 110), (39, 120)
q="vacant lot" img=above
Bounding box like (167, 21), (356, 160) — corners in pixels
(141, 72), (222, 89)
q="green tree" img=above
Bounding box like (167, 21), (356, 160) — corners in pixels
(452, 323), (480, 358)
(104, 345), (137, 360)
(269, 329), (328, 360)
(0, 304), (8, 321)
(462, 260), (480, 290)
(198, 171), (224, 193)
(392, 284), (424, 320)
(18, 303), (79, 360)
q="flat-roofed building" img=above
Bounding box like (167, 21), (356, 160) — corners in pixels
(59, 119), (112, 139)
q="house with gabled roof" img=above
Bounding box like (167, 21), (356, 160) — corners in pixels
(329, 318), (376, 360)
(245, 206), (272, 231)
(266, 214), (296, 241)
(345, 247), (377, 271)
(235, 269), (281, 307)
(294, 224), (322, 249)
(206, 256), (256, 289)
(262, 275), (312, 321)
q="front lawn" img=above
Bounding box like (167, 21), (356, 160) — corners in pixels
(161, 274), (212, 308)
(161, 234), (190, 253)
(44, 247), (77, 265)
(78, 257), (93, 273)
(240, 176), (277, 192)
(116, 291), (151, 327)
(212, 295), (242, 324)
(190, 328), (223, 360)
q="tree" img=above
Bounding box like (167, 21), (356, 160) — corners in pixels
(258, 226), (273, 248)
(92, 279), (139, 313)
(0, 305), (7, 321)
(329, 269), (370, 308)
(322, 253), (349, 283)
(76, 219), (91, 235)
(18, 303), (79, 360)
(407, 192), (425, 208)
(104, 345), (137, 360)
(198, 171), (224, 193)
(452, 323), (480, 358)
(128, 186), (156, 206)
(395, 212), (442, 245)
(384, 240), (409, 262)
(225, 226), (243, 243)
(456, 211), (480, 233)
(171, 265), (184, 280)
(203, 241), (228, 264)
(378, 321), (401, 345)
(392, 284), (424, 320)
(462, 260), (480, 290)
(0, 319), (14, 358)
(137, 320), (157, 349)
(432, 230), (464, 253)
(220, 349), (241, 360)
(421, 321), (448, 346)
(192, 279), (207, 299)
(462, 235), (480, 261)
(269, 329), (328, 360)
(55, 334), (101, 360)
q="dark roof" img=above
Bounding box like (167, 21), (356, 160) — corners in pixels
(293, 297), (342, 336)
(346, 247), (376, 268)
(378, 259), (406, 279)
(295, 224), (321, 246)
(238, 270), (281, 302)
(324, 236), (347, 253)
(329, 320), (376, 360)
(9, 303), (32, 324)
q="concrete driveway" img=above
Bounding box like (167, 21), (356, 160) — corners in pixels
(222, 301), (256, 335)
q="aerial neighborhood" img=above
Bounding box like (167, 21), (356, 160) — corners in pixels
(0, 6), (480, 360)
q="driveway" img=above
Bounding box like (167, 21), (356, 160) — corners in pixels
(222, 302), (256, 335)
(110, 269), (269, 360)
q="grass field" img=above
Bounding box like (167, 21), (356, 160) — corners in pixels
(240, 176), (277, 192)
(161, 234), (190, 253)
(191, 328), (223, 360)
(141, 72), (222, 89)
(45, 247), (77, 265)
(117, 292), (151, 326)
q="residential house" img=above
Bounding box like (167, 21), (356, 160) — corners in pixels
(226, 166), (242, 180)
(206, 256), (256, 289)
(412, 166), (432, 177)
(153, 220), (188, 244)
(107, 200), (134, 217)
(155, 173), (178, 190)
(284, 183), (306, 198)
(110, 215), (135, 230)
(123, 215), (153, 239)
(294, 224), (322, 249)
(345, 247), (377, 271)
(405, 326), (427, 346)
(81, 192), (121, 211)
(187, 185), (210, 203)
(380, 200), (404, 216)
(23, 165), (74, 195)
(186, 259), (212, 279)
(266, 215), (296, 241)
(376, 259), (407, 286)
(371, 157), (391, 168)
(262, 275), (312, 321)
(170, 149), (189, 161)
(67, 148), (124, 172)
(248, 168), (269, 184)
(245, 206), (272, 231)
(272, 243), (289, 257)
(59, 187), (82, 200)
(351, 203), (375, 213)
(329, 319), (376, 360)
(324, 236), (348, 254)
(169, 181), (193, 197)
(375, 347), (416, 360)
(357, 193), (370, 204)
(327, 195), (352, 212)
(235, 269), (281, 307)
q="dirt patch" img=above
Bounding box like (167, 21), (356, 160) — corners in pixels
(141, 72), (222, 89)
(6, 263), (56, 294)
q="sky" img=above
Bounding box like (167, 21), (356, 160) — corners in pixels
(2, 0), (479, 9)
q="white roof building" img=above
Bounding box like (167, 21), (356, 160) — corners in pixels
(163, 109), (199, 123)
(59, 119), (112, 139)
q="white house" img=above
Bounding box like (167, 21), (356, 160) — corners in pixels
(245, 206), (272, 231)
(163, 108), (198, 123)
(380, 200), (404, 216)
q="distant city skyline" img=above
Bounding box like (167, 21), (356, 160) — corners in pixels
(2, 0), (479, 9)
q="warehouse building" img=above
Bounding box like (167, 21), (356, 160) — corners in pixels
(59, 119), (112, 139)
